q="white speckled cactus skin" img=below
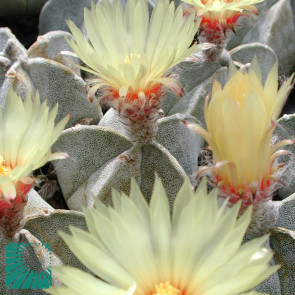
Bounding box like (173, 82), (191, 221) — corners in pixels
(52, 112), (204, 210)
(0, 28), (102, 128)
(0, 189), (88, 295)
(0, 0), (294, 294)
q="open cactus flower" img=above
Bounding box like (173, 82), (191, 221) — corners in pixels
(182, 0), (264, 61)
(0, 90), (69, 238)
(46, 177), (277, 295)
(1, 0), (295, 292)
(65, 0), (202, 144)
(187, 59), (294, 232)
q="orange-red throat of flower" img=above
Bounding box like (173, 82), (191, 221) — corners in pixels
(0, 163), (33, 238)
(215, 174), (278, 210)
(105, 84), (165, 121)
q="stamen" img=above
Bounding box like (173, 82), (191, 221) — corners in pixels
(152, 281), (182, 295)
(124, 53), (140, 64)
(0, 165), (12, 176)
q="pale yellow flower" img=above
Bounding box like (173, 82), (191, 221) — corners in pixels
(189, 59), (294, 208)
(0, 90), (69, 202)
(0, 90), (69, 237)
(66, 0), (201, 117)
(47, 177), (277, 295)
(182, 0), (263, 31)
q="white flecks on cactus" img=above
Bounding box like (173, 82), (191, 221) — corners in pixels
(275, 193), (295, 229)
(28, 30), (81, 75)
(229, 43), (278, 82)
(271, 193), (295, 295)
(167, 66), (228, 128)
(270, 227), (295, 295)
(242, 0), (295, 75)
(274, 114), (295, 199)
(39, 0), (95, 34)
(0, 57), (102, 128)
(52, 125), (133, 203)
(0, 28), (27, 90)
(248, 200), (279, 235)
(52, 114), (203, 210)
(0, 28), (26, 59)
(162, 57), (223, 115)
(252, 239), (282, 295)
(0, 28), (103, 128)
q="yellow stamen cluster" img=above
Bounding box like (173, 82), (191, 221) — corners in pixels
(0, 165), (12, 176)
(124, 54), (140, 64)
(152, 282), (182, 295)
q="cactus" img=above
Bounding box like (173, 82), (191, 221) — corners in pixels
(0, 189), (87, 294)
(52, 111), (203, 210)
(47, 177), (279, 295)
(273, 114), (295, 199)
(0, 28), (102, 127)
(39, 0), (295, 74)
(0, 90), (87, 295)
(0, 0), (294, 294)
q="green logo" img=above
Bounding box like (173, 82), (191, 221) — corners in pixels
(6, 243), (52, 289)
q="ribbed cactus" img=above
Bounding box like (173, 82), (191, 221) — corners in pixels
(52, 111), (203, 210)
(0, 189), (87, 294)
(0, 0), (294, 294)
(0, 28), (102, 127)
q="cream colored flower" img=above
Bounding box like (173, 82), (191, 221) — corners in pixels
(66, 0), (201, 117)
(189, 59), (294, 209)
(0, 90), (69, 201)
(182, 0), (263, 31)
(47, 177), (277, 295)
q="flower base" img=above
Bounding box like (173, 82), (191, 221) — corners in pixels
(0, 183), (32, 238)
(247, 199), (279, 236)
(199, 26), (229, 62)
(118, 109), (161, 145)
(101, 85), (166, 145)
